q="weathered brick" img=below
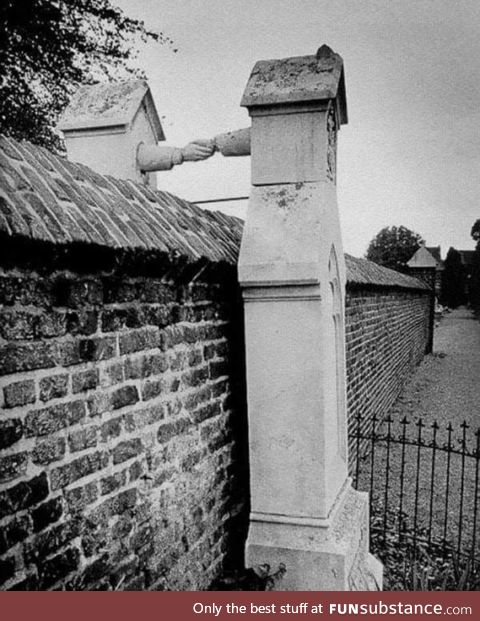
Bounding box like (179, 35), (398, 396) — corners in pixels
(53, 279), (103, 308)
(182, 365), (209, 388)
(152, 466), (175, 488)
(87, 392), (110, 417)
(136, 280), (176, 304)
(3, 379), (35, 408)
(0, 515), (31, 555)
(32, 437), (66, 465)
(182, 385), (211, 410)
(123, 404), (165, 431)
(72, 368), (98, 393)
(103, 279), (137, 304)
(181, 449), (204, 472)
(119, 328), (160, 355)
(55, 339), (82, 367)
(31, 497), (63, 532)
(25, 400), (85, 437)
(38, 547), (80, 589)
(144, 304), (173, 328)
(124, 352), (167, 380)
(210, 378), (229, 399)
(99, 362), (124, 387)
(0, 419), (23, 449)
(100, 417), (122, 442)
(111, 385), (138, 410)
(50, 451), (109, 490)
(129, 460), (143, 482)
(65, 556), (110, 590)
(113, 438), (143, 465)
(81, 521), (109, 558)
(101, 307), (145, 332)
(141, 378), (163, 401)
(0, 341), (55, 375)
(65, 481), (98, 514)
(0, 473), (49, 519)
(100, 471), (127, 496)
(111, 488), (137, 515)
(0, 275), (50, 307)
(157, 418), (192, 445)
(68, 427), (98, 452)
(65, 310), (98, 336)
(0, 309), (37, 340)
(0, 452), (28, 483)
(192, 401), (222, 424)
(35, 311), (66, 338)
(188, 348), (203, 367)
(79, 336), (116, 362)
(111, 514), (134, 542)
(39, 374), (68, 402)
(24, 520), (80, 564)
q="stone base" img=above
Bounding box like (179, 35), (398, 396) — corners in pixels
(245, 482), (383, 591)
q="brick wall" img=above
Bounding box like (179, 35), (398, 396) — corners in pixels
(0, 135), (248, 590)
(0, 134), (432, 590)
(344, 256), (432, 467)
(0, 264), (248, 591)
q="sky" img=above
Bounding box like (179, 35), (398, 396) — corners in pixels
(114, 0), (480, 258)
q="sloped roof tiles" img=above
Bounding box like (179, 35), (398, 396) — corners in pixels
(0, 133), (427, 291)
(0, 135), (242, 265)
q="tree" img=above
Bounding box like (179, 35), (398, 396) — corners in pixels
(440, 247), (466, 308)
(468, 219), (480, 310)
(0, 0), (174, 150)
(365, 225), (424, 272)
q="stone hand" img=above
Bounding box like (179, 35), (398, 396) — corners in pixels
(181, 139), (215, 162)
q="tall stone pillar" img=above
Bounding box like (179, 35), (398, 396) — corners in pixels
(239, 45), (382, 590)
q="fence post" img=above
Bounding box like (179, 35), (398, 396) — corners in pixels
(238, 45), (382, 590)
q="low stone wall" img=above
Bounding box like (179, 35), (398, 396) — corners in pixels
(0, 134), (430, 590)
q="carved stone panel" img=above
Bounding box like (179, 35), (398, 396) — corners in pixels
(326, 103), (337, 183)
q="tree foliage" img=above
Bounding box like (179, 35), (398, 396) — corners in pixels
(440, 247), (466, 308)
(365, 225), (424, 272)
(0, 0), (173, 150)
(469, 219), (480, 309)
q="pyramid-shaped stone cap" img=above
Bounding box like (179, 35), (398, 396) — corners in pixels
(58, 80), (165, 140)
(241, 45), (347, 124)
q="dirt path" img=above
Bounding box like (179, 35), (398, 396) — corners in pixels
(391, 306), (480, 431)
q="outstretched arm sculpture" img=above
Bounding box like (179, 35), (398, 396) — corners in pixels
(137, 128), (251, 173)
(137, 139), (215, 172)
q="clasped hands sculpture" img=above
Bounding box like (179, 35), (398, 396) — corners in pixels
(137, 128), (251, 172)
(178, 126), (251, 163)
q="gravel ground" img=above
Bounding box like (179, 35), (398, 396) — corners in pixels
(356, 307), (480, 555)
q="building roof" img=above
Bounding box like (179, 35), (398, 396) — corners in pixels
(241, 44), (347, 124)
(458, 250), (475, 267)
(58, 80), (165, 141)
(407, 245), (440, 269)
(0, 134), (241, 265)
(426, 246), (442, 263)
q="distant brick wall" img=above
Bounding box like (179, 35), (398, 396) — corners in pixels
(344, 256), (432, 468)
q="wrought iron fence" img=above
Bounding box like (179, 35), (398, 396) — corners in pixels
(350, 413), (480, 571)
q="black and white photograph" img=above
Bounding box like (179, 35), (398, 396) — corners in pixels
(0, 0), (479, 595)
